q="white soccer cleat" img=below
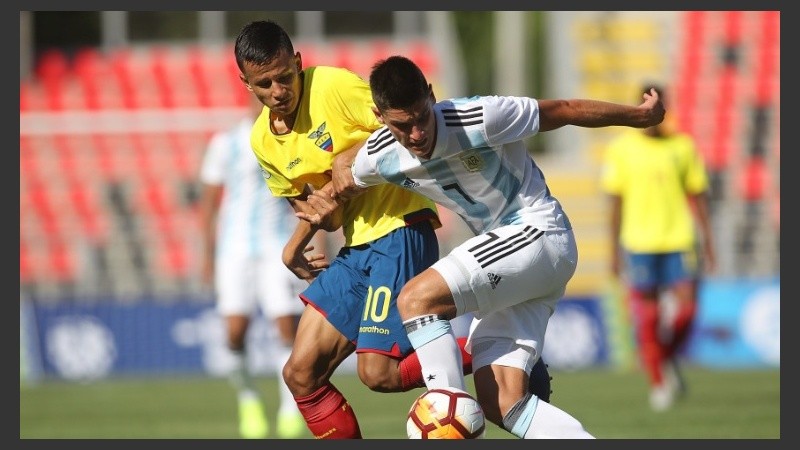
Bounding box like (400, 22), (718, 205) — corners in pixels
(649, 383), (675, 412)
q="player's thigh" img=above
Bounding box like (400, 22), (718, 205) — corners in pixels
(433, 226), (577, 316)
(288, 305), (355, 380)
(215, 256), (257, 316)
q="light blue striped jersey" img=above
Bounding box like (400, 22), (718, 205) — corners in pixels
(199, 117), (296, 259)
(352, 95), (572, 235)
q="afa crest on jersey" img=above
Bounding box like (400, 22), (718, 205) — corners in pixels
(309, 122), (334, 152)
(460, 151), (484, 172)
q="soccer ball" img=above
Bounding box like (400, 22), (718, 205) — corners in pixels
(406, 387), (486, 439)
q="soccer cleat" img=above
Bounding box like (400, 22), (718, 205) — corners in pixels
(276, 410), (306, 439)
(238, 397), (269, 439)
(649, 383), (675, 412)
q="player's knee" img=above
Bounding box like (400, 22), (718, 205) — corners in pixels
(396, 283), (426, 319)
(226, 333), (246, 351)
(282, 356), (320, 393)
(397, 277), (452, 319)
(356, 356), (403, 393)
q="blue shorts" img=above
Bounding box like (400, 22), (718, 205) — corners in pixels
(625, 251), (698, 291)
(300, 220), (439, 358)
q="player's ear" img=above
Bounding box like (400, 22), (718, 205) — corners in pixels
(295, 52), (303, 71)
(372, 106), (385, 124)
(239, 73), (253, 92)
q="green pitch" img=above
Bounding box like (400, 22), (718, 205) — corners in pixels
(20, 367), (779, 439)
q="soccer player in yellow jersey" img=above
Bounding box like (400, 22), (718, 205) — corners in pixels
(233, 20), (485, 439)
(601, 84), (716, 412)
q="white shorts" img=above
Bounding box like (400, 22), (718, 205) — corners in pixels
(215, 255), (306, 320)
(431, 226), (578, 371)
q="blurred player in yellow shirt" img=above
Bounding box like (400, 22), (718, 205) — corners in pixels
(601, 83), (716, 412)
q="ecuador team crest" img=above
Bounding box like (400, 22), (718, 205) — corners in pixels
(309, 122), (333, 152)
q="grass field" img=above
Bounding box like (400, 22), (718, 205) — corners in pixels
(20, 367), (779, 439)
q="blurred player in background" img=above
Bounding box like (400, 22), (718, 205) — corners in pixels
(601, 83), (716, 412)
(309, 55), (665, 438)
(199, 94), (322, 438)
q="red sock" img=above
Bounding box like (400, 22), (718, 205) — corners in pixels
(666, 300), (697, 358)
(399, 336), (473, 390)
(294, 383), (362, 439)
(633, 296), (665, 386)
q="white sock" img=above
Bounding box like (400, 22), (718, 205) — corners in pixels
(404, 315), (465, 391)
(273, 342), (299, 415)
(505, 393), (594, 439)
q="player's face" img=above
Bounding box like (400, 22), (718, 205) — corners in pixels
(378, 92), (437, 159)
(240, 49), (303, 118)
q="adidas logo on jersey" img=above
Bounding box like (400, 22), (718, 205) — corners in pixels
(402, 177), (420, 189)
(487, 273), (502, 289)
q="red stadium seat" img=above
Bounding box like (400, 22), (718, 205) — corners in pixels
(157, 235), (192, 279)
(27, 178), (63, 240)
(408, 41), (437, 76)
(67, 177), (108, 243)
(48, 240), (77, 283)
(35, 49), (69, 84)
(738, 157), (768, 202)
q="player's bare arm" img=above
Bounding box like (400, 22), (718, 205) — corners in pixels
(283, 197), (332, 282)
(331, 143), (368, 200)
(537, 88), (665, 132)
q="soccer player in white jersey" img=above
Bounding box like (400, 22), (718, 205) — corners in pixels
(199, 95), (324, 439)
(302, 55), (665, 438)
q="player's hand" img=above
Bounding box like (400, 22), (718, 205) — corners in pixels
(332, 145), (367, 201)
(302, 244), (329, 281)
(638, 88), (666, 128)
(285, 244), (330, 282)
(295, 184), (343, 231)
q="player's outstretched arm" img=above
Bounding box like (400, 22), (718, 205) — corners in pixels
(331, 143), (368, 201)
(537, 88), (665, 132)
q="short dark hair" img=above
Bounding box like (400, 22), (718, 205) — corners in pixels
(369, 55), (429, 111)
(234, 20), (294, 71)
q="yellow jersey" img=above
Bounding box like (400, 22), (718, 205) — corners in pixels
(251, 66), (439, 247)
(600, 129), (709, 253)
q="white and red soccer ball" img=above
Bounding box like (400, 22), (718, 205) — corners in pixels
(406, 387), (486, 439)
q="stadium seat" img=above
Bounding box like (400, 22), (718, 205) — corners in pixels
(35, 49), (70, 84)
(738, 156), (768, 202)
(408, 41), (437, 76)
(157, 235), (192, 280)
(47, 240), (77, 283)
(27, 178), (62, 239)
(224, 55), (249, 107)
(67, 177), (108, 243)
